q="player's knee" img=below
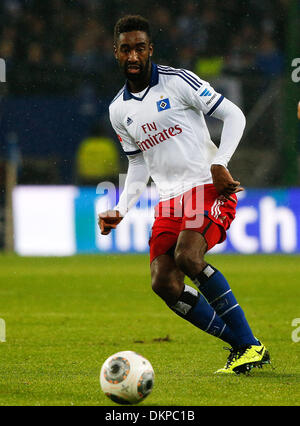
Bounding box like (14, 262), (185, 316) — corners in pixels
(151, 271), (170, 295)
(174, 247), (206, 279)
(151, 271), (180, 305)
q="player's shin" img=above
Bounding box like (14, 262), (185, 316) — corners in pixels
(169, 284), (239, 347)
(193, 264), (259, 347)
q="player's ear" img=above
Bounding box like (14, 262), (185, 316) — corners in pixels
(113, 43), (118, 59)
(149, 42), (154, 57)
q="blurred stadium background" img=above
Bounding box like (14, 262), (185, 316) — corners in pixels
(0, 0), (299, 256)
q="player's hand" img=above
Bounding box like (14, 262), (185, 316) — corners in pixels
(210, 164), (244, 203)
(98, 210), (123, 235)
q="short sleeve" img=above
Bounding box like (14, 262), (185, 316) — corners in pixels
(173, 69), (224, 116)
(109, 107), (142, 156)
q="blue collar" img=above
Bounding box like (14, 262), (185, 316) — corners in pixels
(123, 62), (159, 101)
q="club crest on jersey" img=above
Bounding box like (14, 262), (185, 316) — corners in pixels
(156, 98), (171, 112)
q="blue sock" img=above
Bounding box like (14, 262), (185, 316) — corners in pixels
(193, 264), (259, 347)
(170, 284), (240, 347)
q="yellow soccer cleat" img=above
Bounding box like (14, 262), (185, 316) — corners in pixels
(215, 342), (271, 375)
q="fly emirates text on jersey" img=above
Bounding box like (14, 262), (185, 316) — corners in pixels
(137, 121), (183, 152)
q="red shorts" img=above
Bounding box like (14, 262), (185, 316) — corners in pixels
(149, 184), (237, 263)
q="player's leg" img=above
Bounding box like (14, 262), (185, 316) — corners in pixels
(151, 253), (184, 306)
(174, 226), (270, 374)
(150, 252), (239, 347)
(174, 227), (259, 347)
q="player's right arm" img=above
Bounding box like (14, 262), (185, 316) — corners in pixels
(99, 153), (149, 235)
(99, 104), (150, 235)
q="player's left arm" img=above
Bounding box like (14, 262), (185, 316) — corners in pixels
(173, 71), (246, 201)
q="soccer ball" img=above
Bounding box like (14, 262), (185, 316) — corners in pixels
(100, 351), (154, 405)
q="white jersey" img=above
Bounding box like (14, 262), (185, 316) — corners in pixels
(109, 63), (230, 201)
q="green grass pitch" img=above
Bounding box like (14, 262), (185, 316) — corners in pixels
(0, 253), (300, 406)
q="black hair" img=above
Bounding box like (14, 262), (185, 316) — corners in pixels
(114, 15), (152, 44)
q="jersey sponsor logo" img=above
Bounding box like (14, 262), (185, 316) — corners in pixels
(142, 122), (157, 133)
(200, 88), (212, 96)
(156, 98), (171, 112)
(136, 124), (183, 152)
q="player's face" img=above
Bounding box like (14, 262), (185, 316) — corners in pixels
(114, 31), (153, 81)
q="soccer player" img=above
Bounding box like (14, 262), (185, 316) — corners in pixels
(99, 15), (270, 374)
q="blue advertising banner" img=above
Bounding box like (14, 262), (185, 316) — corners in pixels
(74, 187), (156, 254)
(216, 188), (300, 254)
(74, 187), (300, 255)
